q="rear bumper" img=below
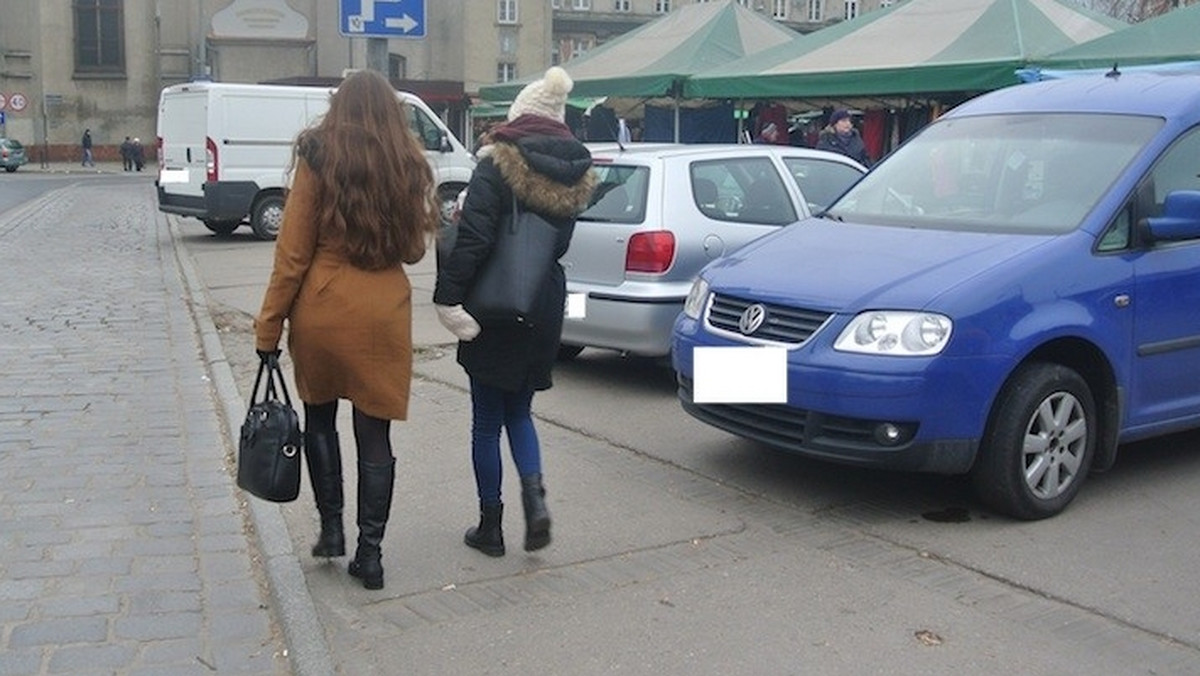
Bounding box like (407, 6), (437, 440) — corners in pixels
(156, 181), (259, 222)
(561, 292), (684, 357)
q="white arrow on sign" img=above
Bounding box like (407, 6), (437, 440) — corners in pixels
(385, 13), (418, 32)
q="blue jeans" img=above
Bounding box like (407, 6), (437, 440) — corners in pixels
(469, 378), (540, 505)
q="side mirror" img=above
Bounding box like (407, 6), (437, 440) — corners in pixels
(1146, 190), (1200, 241)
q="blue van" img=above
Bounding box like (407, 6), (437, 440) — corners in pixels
(672, 70), (1200, 519)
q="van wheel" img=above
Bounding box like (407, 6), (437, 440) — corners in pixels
(202, 219), (240, 236)
(970, 362), (1096, 520)
(250, 194), (285, 241)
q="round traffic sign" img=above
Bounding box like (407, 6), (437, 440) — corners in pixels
(9, 93), (28, 112)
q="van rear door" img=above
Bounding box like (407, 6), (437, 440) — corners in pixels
(157, 88), (209, 211)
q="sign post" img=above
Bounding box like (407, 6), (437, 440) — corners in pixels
(339, 0), (426, 39)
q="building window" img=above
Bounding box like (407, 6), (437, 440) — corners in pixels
(499, 29), (518, 55)
(572, 0), (591, 9)
(772, 0), (789, 19)
(388, 54), (406, 81)
(74, 0), (124, 74)
(655, 0), (671, 13)
(844, 0), (859, 20)
(880, 0), (894, 6)
(498, 0), (518, 23)
(565, 37), (592, 61)
(552, 0), (562, 7)
(807, 0), (824, 22)
(498, 62), (517, 82)
(615, 0), (631, 11)
(737, 0), (750, 6)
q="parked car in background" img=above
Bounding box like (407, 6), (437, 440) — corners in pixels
(0, 137), (29, 172)
(560, 143), (866, 359)
(673, 70), (1200, 520)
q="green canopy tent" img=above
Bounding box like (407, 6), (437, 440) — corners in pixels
(477, 0), (798, 141)
(684, 0), (1125, 102)
(1027, 2), (1200, 72)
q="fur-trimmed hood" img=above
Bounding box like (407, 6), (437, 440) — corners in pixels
(488, 139), (597, 219)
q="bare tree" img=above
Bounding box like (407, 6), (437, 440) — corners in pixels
(1073, 0), (1187, 22)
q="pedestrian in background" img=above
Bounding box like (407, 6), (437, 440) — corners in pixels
(816, 109), (871, 166)
(81, 129), (94, 167)
(120, 136), (134, 171)
(433, 66), (597, 557)
(254, 69), (440, 590)
(131, 138), (145, 171)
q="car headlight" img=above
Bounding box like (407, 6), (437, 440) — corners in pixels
(682, 277), (710, 319)
(834, 311), (952, 356)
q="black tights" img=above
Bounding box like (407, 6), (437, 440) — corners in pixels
(304, 401), (393, 465)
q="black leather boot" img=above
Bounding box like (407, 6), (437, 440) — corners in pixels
(520, 473), (551, 552)
(348, 458), (395, 590)
(304, 432), (345, 558)
(464, 502), (505, 557)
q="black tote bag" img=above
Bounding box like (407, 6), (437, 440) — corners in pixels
(462, 196), (561, 327)
(237, 355), (302, 502)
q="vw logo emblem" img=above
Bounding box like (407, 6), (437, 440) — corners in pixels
(738, 304), (766, 335)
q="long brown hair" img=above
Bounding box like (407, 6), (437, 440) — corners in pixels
(292, 69), (440, 269)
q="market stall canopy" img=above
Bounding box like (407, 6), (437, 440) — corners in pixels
(684, 0), (1125, 100)
(477, 0), (798, 102)
(1027, 2), (1200, 72)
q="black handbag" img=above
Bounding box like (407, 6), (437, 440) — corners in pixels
(462, 195), (562, 327)
(237, 355), (302, 502)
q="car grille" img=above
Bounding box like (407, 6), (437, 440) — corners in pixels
(706, 293), (831, 346)
(677, 377), (908, 452)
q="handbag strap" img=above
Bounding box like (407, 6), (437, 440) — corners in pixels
(252, 354), (295, 408)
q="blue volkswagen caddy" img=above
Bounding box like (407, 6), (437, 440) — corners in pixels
(672, 70), (1200, 519)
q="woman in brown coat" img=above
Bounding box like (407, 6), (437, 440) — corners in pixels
(255, 69), (440, 590)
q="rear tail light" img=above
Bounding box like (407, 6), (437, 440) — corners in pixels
(626, 230), (675, 274)
(206, 137), (218, 182)
(156, 136), (162, 168)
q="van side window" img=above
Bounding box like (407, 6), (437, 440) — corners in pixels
(408, 105), (445, 151)
(1145, 126), (1200, 216)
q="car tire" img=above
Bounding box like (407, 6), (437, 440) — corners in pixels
(4, 166), (16, 173)
(250, 193), (285, 241)
(557, 344), (585, 361)
(202, 219), (240, 236)
(970, 362), (1096, 520)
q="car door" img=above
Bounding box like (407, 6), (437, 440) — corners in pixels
(1129, 127), (1200, 425)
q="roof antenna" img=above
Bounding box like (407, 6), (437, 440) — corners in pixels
(1106, 62), (1121, 78)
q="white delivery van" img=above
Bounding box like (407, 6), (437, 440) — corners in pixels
(156, 81), (475, 240)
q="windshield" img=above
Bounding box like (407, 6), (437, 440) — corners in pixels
(828, 113), (1161, 234)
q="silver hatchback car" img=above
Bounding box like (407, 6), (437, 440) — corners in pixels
(560, 143), (866, 359)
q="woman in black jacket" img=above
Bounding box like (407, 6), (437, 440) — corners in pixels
(434, 66), (597, 556)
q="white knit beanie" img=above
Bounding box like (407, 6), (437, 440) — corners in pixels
(507, 67), (573, 123)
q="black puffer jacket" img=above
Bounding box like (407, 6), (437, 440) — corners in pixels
(434, 128), (596, 392)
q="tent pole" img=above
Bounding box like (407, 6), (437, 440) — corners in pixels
(674, 95), (681, 143)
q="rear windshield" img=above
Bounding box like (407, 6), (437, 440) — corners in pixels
(579, 164), (648, 223)
(829, 113), (1161, 234)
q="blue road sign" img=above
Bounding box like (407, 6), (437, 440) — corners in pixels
(340, 0), (426, 39)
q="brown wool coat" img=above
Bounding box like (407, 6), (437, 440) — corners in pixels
(255, 159), (417, 420)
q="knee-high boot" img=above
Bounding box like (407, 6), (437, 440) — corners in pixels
(464, 502), (505, 557)
(304, 432), (345, 558)
(520, 473), (551, 552)
(348, 458), (395, 590)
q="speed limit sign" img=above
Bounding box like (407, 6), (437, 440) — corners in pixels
(8, 93), (27, 112)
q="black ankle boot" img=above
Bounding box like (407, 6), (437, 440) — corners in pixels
(464, 502), (505, 557)
(304, 432), (345, 558)
(348, 458), (395, 590)
(520, 474), (551, 552)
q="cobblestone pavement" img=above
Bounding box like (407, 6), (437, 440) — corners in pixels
(0, 180), (289, 675)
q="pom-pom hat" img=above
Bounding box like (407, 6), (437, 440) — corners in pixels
(830, 109), (851, 124)
(507, 67), (574, 123)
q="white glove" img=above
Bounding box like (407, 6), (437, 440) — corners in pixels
(435, 304), (481, 342)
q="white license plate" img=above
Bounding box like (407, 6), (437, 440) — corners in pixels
(693, 346), (787, 404)
(158, 167), (190, 184)
(565, 292), (586, 319)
